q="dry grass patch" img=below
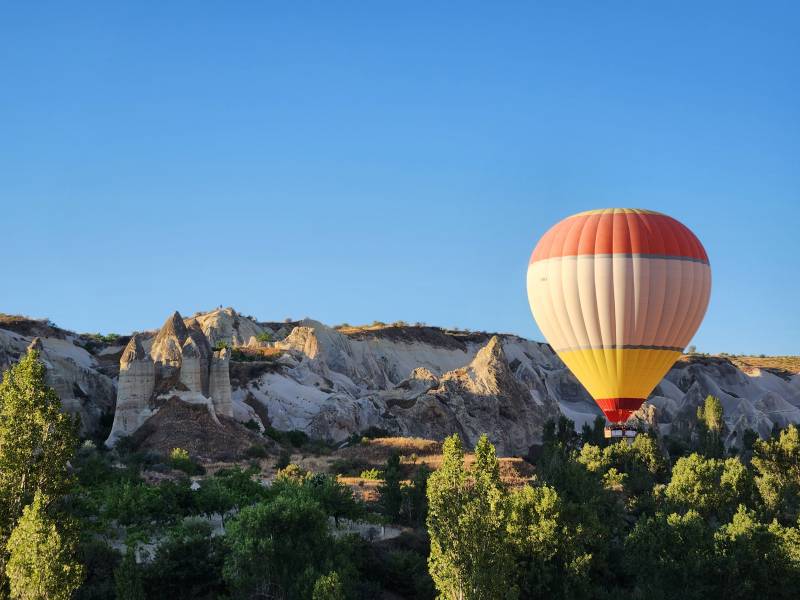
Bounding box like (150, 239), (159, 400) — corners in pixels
(336, 437), (440, 463)
(332, 436), (536, 491)
(338, 476), (382, 502)
(731, 355), (800, 379)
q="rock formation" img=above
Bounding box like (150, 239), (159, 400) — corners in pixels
(208, 347), (233, 417)
(187, 307), (268, 348)
(2, 308), (800, 457)
(106, 335), (155, 446)
(179, 336), (207, 395)
(104, 311), (236, 446)
(150, 311), (189, 366)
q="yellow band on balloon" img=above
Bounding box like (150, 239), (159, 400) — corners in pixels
(556, 348), (682, 400)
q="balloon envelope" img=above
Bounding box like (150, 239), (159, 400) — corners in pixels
(526, 208), (711, 423)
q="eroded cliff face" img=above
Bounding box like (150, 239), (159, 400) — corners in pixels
(2, 308), (799, 456)
(0, 325), (116, 436)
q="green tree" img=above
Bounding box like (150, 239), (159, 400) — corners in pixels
(302, 473), (364, 526)
(696, 395), (725, 458)
(713, 506), (800, 599)
(114, 548), (144, 600)
(752, 424), (800, 523)
(507, 484), (592, 600)
(378, 453), (403, 521)
(426, 434), (516, 600)
(542, 416), (577, 449)
(402, 464), (431, 527)
(579, 435), (668, 514)
(312, 571), (345, 600)
(5, 491), (83, 600)
(624, 510), (714, 600)
(143, 519), (226, 599)
(665, 454), (754, 522)
(580, 415), (607, 446)
(738, 428), (759, 461)
(223, 489), (331, 599)
(473, 435), (501, 488)
(0, 350), (80, 592)
(535, 437), (620, 582)
(73, 539), (120, 600)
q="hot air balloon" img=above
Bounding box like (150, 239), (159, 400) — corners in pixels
(526, 208), (711, 435)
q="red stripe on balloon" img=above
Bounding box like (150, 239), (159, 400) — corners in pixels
(595, 397), (645, 424)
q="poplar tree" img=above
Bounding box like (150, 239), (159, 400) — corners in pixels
(427, 434), (516, 600)
(5, 491), (83, 600)
(0, 350), (80, 596)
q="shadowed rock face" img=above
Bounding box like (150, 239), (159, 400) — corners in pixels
(382, 336), (561, 454)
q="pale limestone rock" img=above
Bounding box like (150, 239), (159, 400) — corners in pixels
(179, 336), (206, 394)
(20, 336), (116, 436)
(150, 311), (188, 366)
(106, 335), (155, 446)
(209, 347), (233, 417)
(188, 307), (266, 348)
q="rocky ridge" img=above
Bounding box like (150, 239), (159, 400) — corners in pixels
(1, 308), (799, 456)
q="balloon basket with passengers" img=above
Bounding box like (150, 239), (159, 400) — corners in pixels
(526, 208), (711, 441)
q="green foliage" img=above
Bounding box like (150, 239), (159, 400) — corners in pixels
(0, 350), (81, 595)
(625, 510), (714, 599)
(195, 466), (268, 517)
(378, 453), (403, 521)
(73, 539), (120, 600)
(264, 426), (310, 448)
(143, 519), (226, 600)
(752, 424), (800, 523)
(713, 506), (800, 599)
(507, 484), (592, 600)
(114, 548), (144, 600)
(302, 473), (365, 525)
(0, 351), (80, 531)
(244, 444), (268, 459)
(213, 341), (229, 351)
(5, 490), (84, 600)
(359, 468), (383, 480)
(580, 415), (607, 446)
(243, 418), (261, 432)
(696, 395), (725, 458)
(666, 454), (754, 521)
(739, 427), (759, 459)
(427, 434), (517, 599)
(542, 416), (578, 449)
(275, 450), (291, 471)
(579, 435), (668, 513)
(698, 395), (724, 433)
(312, 571), (345, 600)
(330, 457), (371, 476)
(168, 447), (204, 476)
(401, 465), (431, 527)
(101, 479), (196, 533)
(255, 331), (273, 343)
(223, 489), (331, 599)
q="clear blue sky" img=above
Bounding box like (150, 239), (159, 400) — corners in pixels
(1, 2), (798, 355)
